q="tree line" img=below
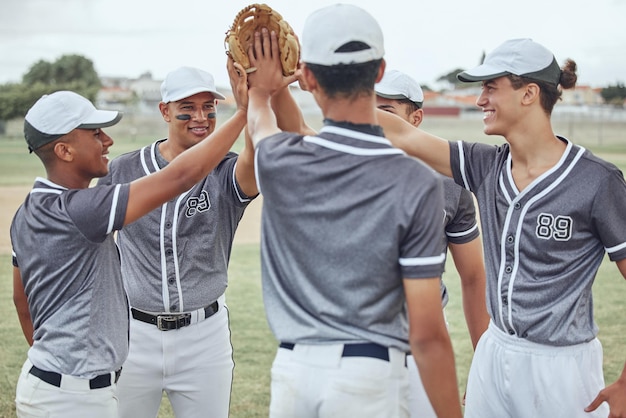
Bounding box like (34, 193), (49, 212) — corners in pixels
(1, 54), (625, 130)
(0, 55), (101, 122)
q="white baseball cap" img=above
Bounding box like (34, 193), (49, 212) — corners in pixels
(160, 66), (226, 103)
(24, 90), (122, 152)
(375, 70), (424, 107)
(301, 4), (384, 66)
(457, 38), (561, 86)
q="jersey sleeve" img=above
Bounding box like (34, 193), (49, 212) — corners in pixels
(65, 184), (130, 242)
(228, 154), (258, 204)
(449, 140), (503, 194)
(399, 171), (447, 279)
(446, 187), (480, 245)
(592, 167), (626, 261)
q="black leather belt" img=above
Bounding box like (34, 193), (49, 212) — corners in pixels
(29, 365), (121, 389)
(131, 301), (219, 331)
(279, 342), (391, 361)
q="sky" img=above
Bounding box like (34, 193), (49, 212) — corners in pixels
(1, 0), (625, 90)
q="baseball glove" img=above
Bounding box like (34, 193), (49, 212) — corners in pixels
(225, 3), (299, 76)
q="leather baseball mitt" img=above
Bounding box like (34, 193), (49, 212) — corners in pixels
(225, 3), (299, 76)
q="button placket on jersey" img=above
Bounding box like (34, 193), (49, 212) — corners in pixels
(163, 209), (180, 312)
(501, 200), (522, 336)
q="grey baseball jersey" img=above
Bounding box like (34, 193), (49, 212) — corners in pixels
(440, 177), (480, 306)
(255, 121), (447, 353)
(450, 137), (626, 345)
(10, 177), (130, 378)
(98, 139), (254, 312)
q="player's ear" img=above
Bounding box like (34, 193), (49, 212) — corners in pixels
(409, 108), (424, 128)
(53, 140), (74, 162)
(375, 59), (386, 83)
(159, 102), (171, 122)
(522, 83), (541, 106)
(301, 64), (318, 92)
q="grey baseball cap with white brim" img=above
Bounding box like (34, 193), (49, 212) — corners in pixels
(24, 91), (122, 152)
(375, 70), (424, 108)
(457, 38), (561, 86)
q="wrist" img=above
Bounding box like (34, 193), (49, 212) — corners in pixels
(249, 86), (273, 98)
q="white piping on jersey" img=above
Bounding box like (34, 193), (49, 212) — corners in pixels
(496, 142), (583, 334)
(232, 161), (251, 203)
(106, 184), (121, 235)
(254, 149), (262, 195)
(139, 142), (161, 175)
(447, 223), (479, 238)
(498, 172), (514, 204)
(170, 192), (190, 312)
(504, 157), (520, 195)
(140, 145), (150, 174)
(320, 125), (394, 145)
(399, 252), (446, 267)
(159, 202), (171, 312)
(31, 177), (65, 194)
(304, 136), (405, 156)
(150, 142), (160, 172)
(606, 241), (626, 254)
(456, 143), (471, 190)
(30, 187), (63, 195)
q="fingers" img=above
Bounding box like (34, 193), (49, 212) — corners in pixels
(584, 393), (604, 412)
(261, 28), (272, 59)
(252, 30), (263, 63)
(233, 62), (248, 84)
(249, 27), (275, 62)
(283, 73), (298, 87)
(270, 30), (279, 61)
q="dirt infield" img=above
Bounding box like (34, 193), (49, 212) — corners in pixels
(0, 186), (262, 254)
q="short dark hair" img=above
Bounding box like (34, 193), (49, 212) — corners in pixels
(306, 59), (383, 100)
(397, 98), (422, 115)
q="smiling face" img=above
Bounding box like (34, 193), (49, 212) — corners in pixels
(476, 76), (527, 138)
(160, 91), (218, 150)
(68, 127), (114, 179)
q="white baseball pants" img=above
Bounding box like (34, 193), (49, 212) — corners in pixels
(117, 295), (233, 418)
(269, 342), (409, 418)
(15, 359), (118, 418)
(464, 321), (609, 418)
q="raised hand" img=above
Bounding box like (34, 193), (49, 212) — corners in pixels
(227, 57), (248, 112)
(247, 28), (297, 96)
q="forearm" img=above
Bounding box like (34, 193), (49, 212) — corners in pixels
(271, 87), (315, 135)
(377, 109), (453, 177)
(16, 308), (33, 346)
(13, 268), (33, 346)
(248, 87), (280, 146)
(461, 279), (490, 349)
(234, 128), (259, 197)
(411, 336), (463, 418)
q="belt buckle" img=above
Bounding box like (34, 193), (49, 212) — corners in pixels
(156, 314), (190, 331)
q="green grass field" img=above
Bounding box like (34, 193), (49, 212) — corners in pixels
(1, 113), (625, 417)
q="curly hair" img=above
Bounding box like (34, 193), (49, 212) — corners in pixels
(508, 59), (578, 115)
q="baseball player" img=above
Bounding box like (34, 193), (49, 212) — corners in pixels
(244, 7), (463, 418)
(375, 69), (489, 418)
(379, 38), (626, 418)
(11, 62), (248, 418)
(96, 65), (257, 418)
